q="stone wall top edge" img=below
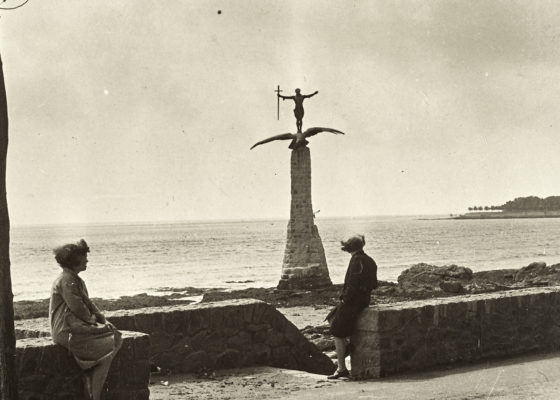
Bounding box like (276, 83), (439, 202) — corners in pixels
(16, 337), (53, 348)
(369, 286), (560, 312)
(106, 298), (267, 317)
(16, 330), (148, 346)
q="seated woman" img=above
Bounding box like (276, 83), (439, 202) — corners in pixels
(49, 239), (122, 400)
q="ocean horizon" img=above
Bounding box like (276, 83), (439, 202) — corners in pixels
(10, 215), (560, 301)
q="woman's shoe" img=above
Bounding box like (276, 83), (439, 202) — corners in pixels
(327, 369), (350, 379)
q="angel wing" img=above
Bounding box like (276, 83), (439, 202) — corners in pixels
(250, 133), (295, 150)
(302, 127), (345, 138)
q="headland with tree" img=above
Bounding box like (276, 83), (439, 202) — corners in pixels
(456, 196), (560, 219)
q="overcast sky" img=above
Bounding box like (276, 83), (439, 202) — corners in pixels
(1, 0), (560, 225)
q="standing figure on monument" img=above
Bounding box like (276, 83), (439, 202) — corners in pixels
(327, 235), (378, 379)
(278, 88), (318, 132)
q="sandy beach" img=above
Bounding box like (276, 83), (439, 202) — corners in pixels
(148, 351), (560, 400)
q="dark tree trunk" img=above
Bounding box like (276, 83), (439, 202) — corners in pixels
(0, 54), (17, 400)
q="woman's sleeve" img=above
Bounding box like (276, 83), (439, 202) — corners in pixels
(60, 278), (96, 324)
(341, 258), (364, 303)
(81, 285), (101, 314)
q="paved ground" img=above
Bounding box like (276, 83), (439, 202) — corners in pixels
(150, 351), (560, 399)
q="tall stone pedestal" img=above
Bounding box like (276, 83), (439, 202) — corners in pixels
(277, 146), (332, 290)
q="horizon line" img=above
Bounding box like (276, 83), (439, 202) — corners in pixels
(10, 213), (455, 228)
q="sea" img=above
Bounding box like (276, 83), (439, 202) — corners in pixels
(10, 215), (560, 301)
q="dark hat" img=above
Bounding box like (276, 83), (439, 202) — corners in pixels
(341, 234), (365, 253)
(53, 239), (90, 268)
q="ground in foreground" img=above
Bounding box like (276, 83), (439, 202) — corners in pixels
(150, 351), (560, 400)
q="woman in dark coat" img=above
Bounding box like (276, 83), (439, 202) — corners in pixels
(49, 239), (122, 400)
(328, 234), (377, 379)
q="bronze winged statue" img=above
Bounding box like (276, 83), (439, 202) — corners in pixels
(250, 127), (345, 150)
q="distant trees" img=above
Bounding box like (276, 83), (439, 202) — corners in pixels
(498, 196), (560, 211)
(467, 196), (560, 213)
(468, 206), (487, 211)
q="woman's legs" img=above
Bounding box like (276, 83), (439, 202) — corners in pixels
(83, 373), (93, 400)
(89, 356), (113, 400)
(89, 333), (123, 400)
(334, 337), (348, 372)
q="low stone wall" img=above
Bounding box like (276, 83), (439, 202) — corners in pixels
(16, 331), (150, 400)
(106, 299), (334, 375)
(16, 299), (335, 377)
(351, 287), (560, 379)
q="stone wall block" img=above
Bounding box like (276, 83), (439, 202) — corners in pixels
(352, 288), (560, 379)
(246, 323), (270, 332)
(245, 343), (271, 365)
(214, 305), (237, 329)
(216, 349), (242, 369)
(253, 328), (268, 343)
(185, 310), (208, 335)
(378, 309), (402, 332)
(148, 332), (174, 356)
(133, 312), (163, 333)
(242, 302), (256, 323)
(106, 313), (134, 332)
(264, 328), (284, 347)
(133, 334), (151, 361)
(284, 323), (302, 344)
(180, 350), (214, 373)
(227, 331), (252, 349)
(119, 360), (151, 388)
(162, 310), (187, 333)
(354, 309), (379, 332)
(17, 300), (335, 377)
(17, 332), (150, 400)
(271, 345), (297, 369)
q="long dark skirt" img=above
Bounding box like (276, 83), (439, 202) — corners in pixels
(329, 302), (366, 338)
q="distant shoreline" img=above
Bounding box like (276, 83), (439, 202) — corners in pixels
(453, 211), (560, 220)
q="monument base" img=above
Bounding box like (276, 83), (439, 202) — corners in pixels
(277, 222), (332, 290)
(277, 275), (332, 290)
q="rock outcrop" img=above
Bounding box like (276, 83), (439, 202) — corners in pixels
(397, 262), (560, 297)
(397, 263), (473, 296)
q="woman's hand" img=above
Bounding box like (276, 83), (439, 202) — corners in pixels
(95, 312), (107, 324)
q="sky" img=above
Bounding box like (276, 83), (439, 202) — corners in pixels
(1, 0), (560, 225)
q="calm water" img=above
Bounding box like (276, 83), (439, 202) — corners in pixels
(10, 216), (560, 301)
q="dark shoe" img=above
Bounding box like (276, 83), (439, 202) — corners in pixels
(327, 369), (350, 379)
(344, 342), (354, 358)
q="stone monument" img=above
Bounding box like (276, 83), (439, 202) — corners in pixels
(250, 86), (344, 290)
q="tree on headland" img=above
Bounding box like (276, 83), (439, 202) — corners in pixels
(468, 196), (560, 213)
(497, 196), (560, 211)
